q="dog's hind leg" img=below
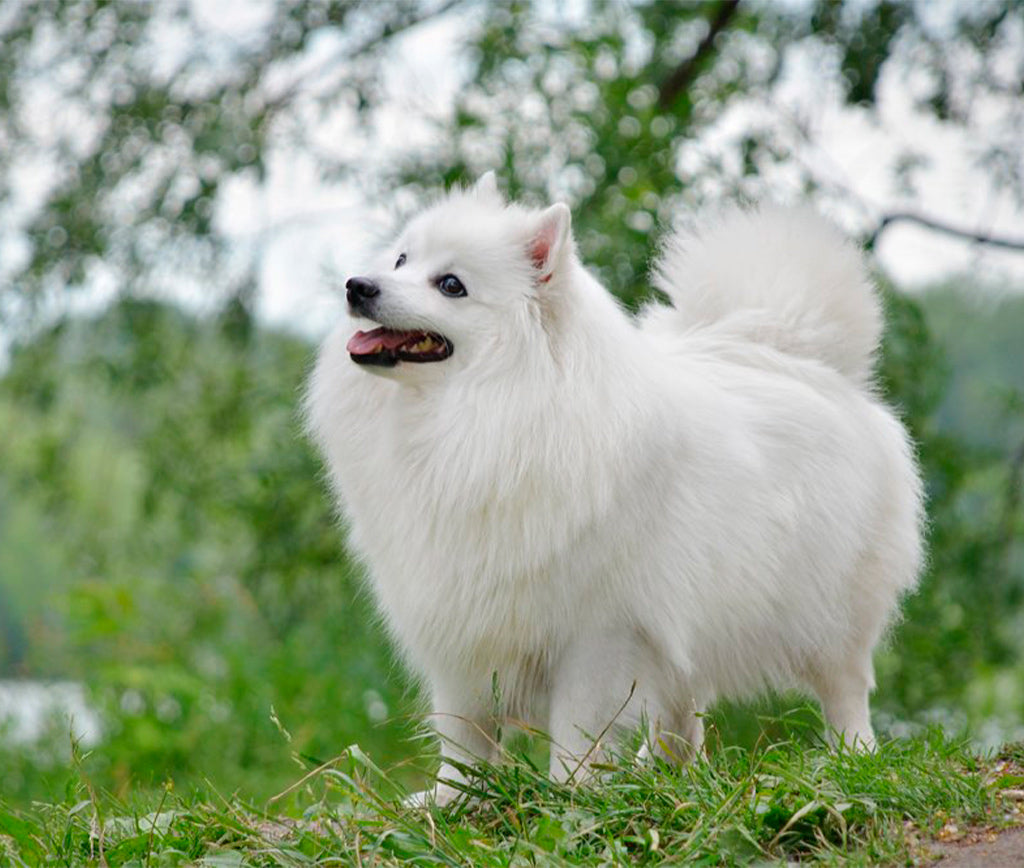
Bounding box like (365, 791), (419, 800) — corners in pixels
(805, 651), (877, 750)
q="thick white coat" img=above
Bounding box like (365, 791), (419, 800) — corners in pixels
(306, 179), (923, 802)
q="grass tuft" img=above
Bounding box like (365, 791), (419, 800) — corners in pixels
(1, 727), (1020, 866)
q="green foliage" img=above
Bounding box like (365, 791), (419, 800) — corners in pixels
(810, 0), (911, 105)
(922, 287), (1024, 453)
(873, 286), (1024, 727)
(0, 299), (420, 803)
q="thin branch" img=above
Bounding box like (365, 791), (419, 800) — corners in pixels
(658, 0), (741, 110)
(869, 211), (1024, 252)
(758, 97), (1024, 258)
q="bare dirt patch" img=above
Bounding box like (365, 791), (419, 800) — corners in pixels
(926, 826), (1024, 866)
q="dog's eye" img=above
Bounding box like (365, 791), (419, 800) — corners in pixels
(436, 274), (467, 298)
(395, 253), (406, 269)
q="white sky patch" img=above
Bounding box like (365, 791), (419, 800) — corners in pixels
(189, 0), (275, 39)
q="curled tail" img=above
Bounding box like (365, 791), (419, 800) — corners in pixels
(650, 206), (882, 386)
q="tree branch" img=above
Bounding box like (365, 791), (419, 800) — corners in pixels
(658, 0), (741, 110)
(869, 211), (1024, 252)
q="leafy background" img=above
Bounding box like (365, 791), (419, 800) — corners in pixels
(0, 0), (1022, 807)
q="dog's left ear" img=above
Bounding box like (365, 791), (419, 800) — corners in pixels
(528, 203), (572, 284)
(473, 171), (502, 203)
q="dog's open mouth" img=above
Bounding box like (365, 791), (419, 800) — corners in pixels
(347, 327), (453, 367)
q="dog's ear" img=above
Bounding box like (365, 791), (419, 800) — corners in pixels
(528, 203), (572, 284)
(473, 171), (502, 203)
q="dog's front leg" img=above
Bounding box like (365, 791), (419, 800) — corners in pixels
(406, 680), (498, 808)
(547, 630), (657, 784)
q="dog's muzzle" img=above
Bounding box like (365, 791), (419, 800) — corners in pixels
(346, 276), (380, 318)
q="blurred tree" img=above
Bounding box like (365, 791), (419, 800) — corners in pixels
(874, 286), (1024, 726)
(394, 0), (1024, 302)
(0, 299), (420, 798)
(1, 1), (1021, 319)
(0, 0), (459, 322)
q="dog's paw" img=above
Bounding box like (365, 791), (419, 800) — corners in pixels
(402, 790), (433, 809)
(402, 782), (463, 809)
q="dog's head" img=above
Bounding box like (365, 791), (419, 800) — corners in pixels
(343, 173), (574, 379)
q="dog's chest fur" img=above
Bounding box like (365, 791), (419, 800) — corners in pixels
(335, 377), (659, 674)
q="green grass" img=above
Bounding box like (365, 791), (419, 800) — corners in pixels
(1, 728), (1021, 867)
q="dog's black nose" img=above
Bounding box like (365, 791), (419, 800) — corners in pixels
(346, 277), (380, 306)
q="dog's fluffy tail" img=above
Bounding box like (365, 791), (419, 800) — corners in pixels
(650, 206), (882, 386)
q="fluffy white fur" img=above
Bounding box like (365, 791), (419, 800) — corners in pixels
(306, 175), (924, 804)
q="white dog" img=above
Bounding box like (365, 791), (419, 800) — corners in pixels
(306, 174), (923, 805)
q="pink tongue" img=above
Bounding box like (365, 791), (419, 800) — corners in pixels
(347, 327), (419, 354)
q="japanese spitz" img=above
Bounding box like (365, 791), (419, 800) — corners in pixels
(306, 173), (923, 805)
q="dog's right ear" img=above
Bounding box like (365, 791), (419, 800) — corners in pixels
(473, 171), (502, 203)
(528, 203), (572, 284)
